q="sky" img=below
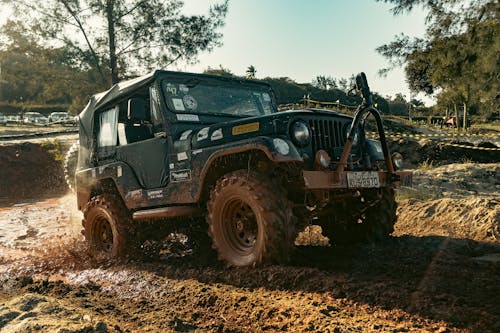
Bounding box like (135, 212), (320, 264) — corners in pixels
(179, 0), (432, 104)
(0, 0), (431, 104)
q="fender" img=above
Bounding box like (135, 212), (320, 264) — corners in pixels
(75, 161), (141, 210)
(193, 136), (303, 202)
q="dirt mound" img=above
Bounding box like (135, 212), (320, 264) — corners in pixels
(389, 138), (499, 167)
(408, 163), (500, 198)
(0, 142), (68, 204)
(396, 197), (499, 241)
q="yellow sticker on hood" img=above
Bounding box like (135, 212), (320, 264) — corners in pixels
(232, 122), (260, 135)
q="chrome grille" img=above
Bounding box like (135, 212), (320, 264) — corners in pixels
(309, 119), (345, 153)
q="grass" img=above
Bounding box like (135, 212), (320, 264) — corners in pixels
(40, 139), (65, 162)
(396, 187), (443, 202)
(417, 159), (434, 171)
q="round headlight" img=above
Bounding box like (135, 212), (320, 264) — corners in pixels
(273, 138), (290, 155)
(291, 121), (311, 146)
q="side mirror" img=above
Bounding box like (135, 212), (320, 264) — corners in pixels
(128, 98), (146, 121)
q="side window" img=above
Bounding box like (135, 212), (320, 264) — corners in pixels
(116, 88), (159, 145)
(97, 107), (118, 148)
(150, 86), (165, 134)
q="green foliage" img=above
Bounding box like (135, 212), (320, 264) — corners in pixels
(40, 139), (64, 162)
(417, 159), (434, 171)
(395, 187), (443, 202)
(246, 65), (257, 79)
(261, 76), (390, 113)
(376, 0), (499, 117)
(203, 65), (235, 77)
(0, 21), (106, 111)
(1, 0), (228, 84)
(312, 75), (337, 90)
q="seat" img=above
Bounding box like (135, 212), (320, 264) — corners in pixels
(125, 122), (152, 143)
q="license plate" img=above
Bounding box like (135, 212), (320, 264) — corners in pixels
(346, 172), (380, 188)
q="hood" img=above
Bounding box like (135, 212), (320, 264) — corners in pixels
(179, 108), (353, 150)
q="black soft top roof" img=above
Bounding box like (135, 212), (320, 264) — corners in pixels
(77, 70), (272, 148)
(79, 69), (271, 121)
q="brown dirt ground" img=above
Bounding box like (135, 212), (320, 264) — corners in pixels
(0, 139), (499, 333)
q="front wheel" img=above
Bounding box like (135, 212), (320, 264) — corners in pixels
(82, 194), (134, 259)
(323, 188), (396, 245)
(207, 170), (296, 267)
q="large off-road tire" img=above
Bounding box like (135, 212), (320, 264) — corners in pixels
(64, 142), (79, 192)
(324, 188), (397, 245)
(207, 170), (296, 267)
(82, 194), (134, 259)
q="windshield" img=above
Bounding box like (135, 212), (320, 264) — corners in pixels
(161, 79), (276, 117)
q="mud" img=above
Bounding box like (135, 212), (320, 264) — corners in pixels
(0, 139), (499, 332)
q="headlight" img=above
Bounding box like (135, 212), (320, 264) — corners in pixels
(290, 121), (310, 146)
(273, 138), (290, 155)
(392, 152), (404, 170)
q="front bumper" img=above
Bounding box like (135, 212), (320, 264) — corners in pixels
(303, 170), (413, 190)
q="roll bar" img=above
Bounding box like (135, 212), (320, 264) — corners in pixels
(336, 73), (394, 173)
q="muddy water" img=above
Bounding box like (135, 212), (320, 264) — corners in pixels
(0, 194), (82, 255)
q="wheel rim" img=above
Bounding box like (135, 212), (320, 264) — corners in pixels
(93, 215), (114, 253)
(221, 198), (258, 255)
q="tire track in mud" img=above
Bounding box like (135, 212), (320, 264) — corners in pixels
(1, 226), (499, 332)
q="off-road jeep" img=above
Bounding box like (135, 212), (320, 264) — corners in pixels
(72, 70), (412, 267)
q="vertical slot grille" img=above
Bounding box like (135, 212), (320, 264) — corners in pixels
(309, 119), (345, 153)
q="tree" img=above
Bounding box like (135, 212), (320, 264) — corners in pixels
(1, 0), (228, 84)
(204, 65), (234, 77)
(337, 78), (349, 91)
(246, 65), (257, 79)
(0, 20), (98, 107)
(0, 20), (117, 112)
(312, 75), (337, 90)
(376, 0), (499, 117)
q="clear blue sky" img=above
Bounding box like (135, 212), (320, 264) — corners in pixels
(180, 0), (431, 104)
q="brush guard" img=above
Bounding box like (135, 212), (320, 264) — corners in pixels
(303, 72), (412, 190)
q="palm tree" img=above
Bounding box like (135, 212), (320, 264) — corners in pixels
(246, 65), (257, 79)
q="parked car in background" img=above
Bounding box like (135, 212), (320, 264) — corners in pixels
(49, 112), (76, 125)
(0, 113), (6, 125)
(6, 115), (20, 124)
(23, 112), (49, 125)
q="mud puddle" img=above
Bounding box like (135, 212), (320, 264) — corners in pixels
(0, 194), (81, 252)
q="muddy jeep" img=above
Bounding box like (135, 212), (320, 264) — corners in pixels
(72, 70), (412, 266)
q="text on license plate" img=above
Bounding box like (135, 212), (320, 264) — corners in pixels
(346, 172), (380, 188)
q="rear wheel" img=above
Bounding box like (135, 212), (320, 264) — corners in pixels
(207, 170), (296, 267)
(323, 188), (396, 245)
(83, 194), (134, 259)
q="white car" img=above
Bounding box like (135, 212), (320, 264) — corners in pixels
(49, 112), (76, 125)
(6, 115), (20, 124)
(23, 112), (49, 125)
